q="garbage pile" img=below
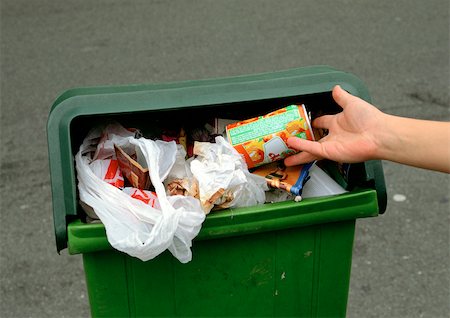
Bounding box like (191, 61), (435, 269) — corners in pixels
(75, 104), (346, 262)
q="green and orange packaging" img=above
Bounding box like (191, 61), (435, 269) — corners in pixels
(226, 105), (314, 169)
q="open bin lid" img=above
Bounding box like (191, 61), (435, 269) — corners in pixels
(47, 66), (387, 253)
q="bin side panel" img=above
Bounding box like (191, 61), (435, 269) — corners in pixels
(83, 251), (130, 317)
(127, 251), (177, 317)
(118, 224), (351, 317)
(273, 226), (316, 317)
(81, 222), (355, 317)
(313, 220), (355, 318)
(173, 231), (277, 316)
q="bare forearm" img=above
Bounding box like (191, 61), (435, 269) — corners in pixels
(376, 114), (450, 173)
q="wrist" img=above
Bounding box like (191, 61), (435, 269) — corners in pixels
(372, 112), (400, 161)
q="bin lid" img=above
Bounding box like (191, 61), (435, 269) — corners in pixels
(47, 66), (386, 252)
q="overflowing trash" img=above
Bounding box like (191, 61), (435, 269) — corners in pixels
(75, 104), (347, 262)
(76, 124), (205, 263)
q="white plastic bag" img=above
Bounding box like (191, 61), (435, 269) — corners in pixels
(76, 124), (205, 263)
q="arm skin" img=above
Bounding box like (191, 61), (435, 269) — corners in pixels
(284, 85), (450, 173)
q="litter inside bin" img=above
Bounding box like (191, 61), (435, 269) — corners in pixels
(89, 159), (124, 189)
(76, 123), (206, 263)
(114, 144), (151, 190)
(253, 161), (347, 203)
(252, 161), (314, 199)
(122, 187), (160, 208)
(190, 136), (267, 213)
(301, 163), (348, 198)
(74, 103), (348, 262)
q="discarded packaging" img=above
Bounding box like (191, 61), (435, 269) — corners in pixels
(166, 178), (199, 198)
(114, 144), (151, 190)
(190, 136), (268, 213)
(252, 161), (314, 197)
(301, 164), (347, 198)
(76, 123), (206, 263)
(75, 120), (349, 263)
(89, 159), (124, 189)
(226, 105), (314, 169)
(122, 187), (160, 208)
(260, 162), (347, 203)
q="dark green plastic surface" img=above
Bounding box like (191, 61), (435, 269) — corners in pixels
(47, 66), (387, 317)
(68, 189), (378, 254)
(83, 220), (356, 317)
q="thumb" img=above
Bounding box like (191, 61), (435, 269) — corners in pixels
(332, 85), (358, 109)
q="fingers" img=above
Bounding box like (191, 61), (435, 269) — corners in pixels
(313, 85), (354, 129)
(284, 137), (326, 166)
(332, 85), (368, 110)
(287, 137), (324, 155)
(284, 151), (319, 166)
(332, 85), (358, 109)
(312, 115), (334, 129)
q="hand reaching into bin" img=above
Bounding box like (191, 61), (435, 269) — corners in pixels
(285, 85), (450, 173)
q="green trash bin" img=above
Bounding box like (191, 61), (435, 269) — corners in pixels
(47, 66), (386, 317)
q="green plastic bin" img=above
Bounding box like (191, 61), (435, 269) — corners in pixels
(47, 66), (386, 317)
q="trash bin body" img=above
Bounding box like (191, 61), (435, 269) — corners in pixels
(48, 66), (386, 317)
(81, 221), (355, 317)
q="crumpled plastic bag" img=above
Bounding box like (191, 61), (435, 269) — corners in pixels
(76, 123), (206, 263)
(164, 146), (199, 198)
(190, 136), (268, 213)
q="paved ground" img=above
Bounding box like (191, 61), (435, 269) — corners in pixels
(1, 0), (449, 317)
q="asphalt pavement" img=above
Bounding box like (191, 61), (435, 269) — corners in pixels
(1, 1), (449, 317)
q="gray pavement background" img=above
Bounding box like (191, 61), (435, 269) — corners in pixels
(1, 0), (449, 317)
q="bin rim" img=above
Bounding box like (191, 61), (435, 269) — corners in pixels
(67, 188), (380, 255)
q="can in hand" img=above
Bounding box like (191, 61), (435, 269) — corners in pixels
(226, 104), (314, 169)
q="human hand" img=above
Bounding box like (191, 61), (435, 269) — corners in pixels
(284, 85), (384, 166)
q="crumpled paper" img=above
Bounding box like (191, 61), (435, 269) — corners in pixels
(190, 136), (268, 213)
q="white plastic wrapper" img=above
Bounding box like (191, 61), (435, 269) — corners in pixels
(89, 159), (124, 189)
(190, 136), (268, 213)
(76, 123), (206, 263)
(79, 123), (137, 160)
(301, 164), (347, 198)
(164, 145), (195, 182)
(122, 187), (160, 209)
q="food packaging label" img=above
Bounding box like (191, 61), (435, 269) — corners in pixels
(252, 161), (313, 196)
(114, 144), (151, 190)
(226, 105), (314, 168)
